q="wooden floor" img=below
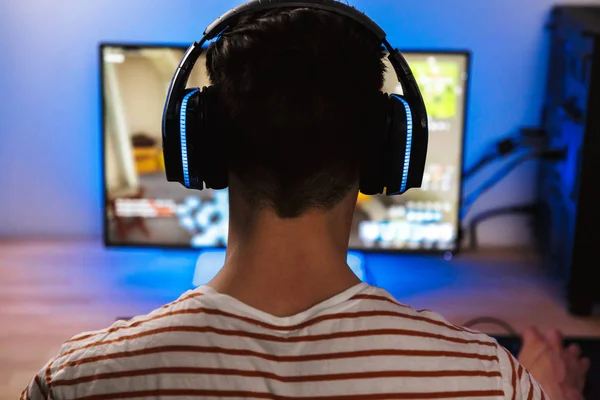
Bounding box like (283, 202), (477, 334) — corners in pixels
(1, 240), (600, 399)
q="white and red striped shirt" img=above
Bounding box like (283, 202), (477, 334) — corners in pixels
(22, 283), (546, 399)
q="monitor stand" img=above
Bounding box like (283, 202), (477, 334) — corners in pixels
(192, 250), (367, 287)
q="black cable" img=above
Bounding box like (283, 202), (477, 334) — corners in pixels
(461, 149), (566, 220)
(463, 127), (548, 182)
(468, 203), (538, 250)
(463, 153), (498, 181)
(462, 316), (519, 337)
(461, 152), (538, 219)
(463, 137), (522, 181)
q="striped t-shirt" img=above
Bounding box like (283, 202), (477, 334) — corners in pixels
(22, 283), (546, 400)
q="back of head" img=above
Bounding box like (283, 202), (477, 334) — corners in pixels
(206, 6), (386, 218)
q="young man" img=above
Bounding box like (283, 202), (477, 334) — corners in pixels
(23, 4), (588, 400)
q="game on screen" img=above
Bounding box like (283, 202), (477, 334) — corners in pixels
(102, 45), (468, 251)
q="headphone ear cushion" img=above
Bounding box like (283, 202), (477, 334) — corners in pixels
(359, 93), (390, 196)
(198, 86), (228, 190)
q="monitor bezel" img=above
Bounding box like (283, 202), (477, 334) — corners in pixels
(100, 42), (471, 255)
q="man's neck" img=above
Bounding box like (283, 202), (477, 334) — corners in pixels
(208, 210), (361, 317)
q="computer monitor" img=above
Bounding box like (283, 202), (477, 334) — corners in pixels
(101, 44), (469, 252)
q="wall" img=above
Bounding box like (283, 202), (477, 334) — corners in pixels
(0, 0), (599, 245)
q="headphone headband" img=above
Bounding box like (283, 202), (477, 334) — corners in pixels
(165, 0), (390, 128)
(204, 0), (386, 41)
(164, 0), (427, 134)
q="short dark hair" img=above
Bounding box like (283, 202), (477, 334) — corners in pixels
(206, 7), (385, 218)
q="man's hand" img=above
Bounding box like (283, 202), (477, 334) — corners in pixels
(518, 327), (590, 400)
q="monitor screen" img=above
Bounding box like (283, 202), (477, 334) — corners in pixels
(102, 44), (468, 252)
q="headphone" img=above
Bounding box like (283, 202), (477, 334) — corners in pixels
(162, 0), (429, 196)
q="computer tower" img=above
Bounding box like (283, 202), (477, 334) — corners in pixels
(535, 6), (600, 316)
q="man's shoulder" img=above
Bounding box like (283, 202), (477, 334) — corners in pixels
(48, 289), (208, 381)
(355, 286), (502, 352)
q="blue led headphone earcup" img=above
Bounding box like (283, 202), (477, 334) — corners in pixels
(177, 86), (228, 191)
(384, 94), (413, 195)
(177, 88), (203, 189)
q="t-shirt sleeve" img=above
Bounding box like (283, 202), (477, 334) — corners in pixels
(20, 359), (54, 400)
(497, 345), (548, 399)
